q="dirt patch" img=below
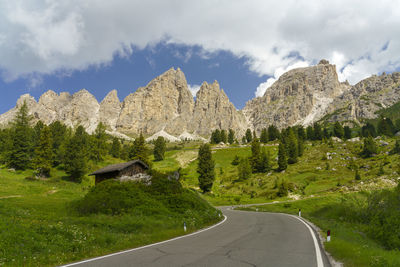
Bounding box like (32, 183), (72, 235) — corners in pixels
(174, 150), (198, 167)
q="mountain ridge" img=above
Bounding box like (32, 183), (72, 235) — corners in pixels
(1, 62), (399, 139)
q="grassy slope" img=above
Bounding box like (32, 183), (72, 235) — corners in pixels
(238, 194), (400, 267)
(174, 139), (399, 206)
(0, 157), (220, 267)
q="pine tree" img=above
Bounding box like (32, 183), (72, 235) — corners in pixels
(277, 142), (288, 171)
(260, 128), (268, 143)
(64, 126), (88, 182)
(378, 117), (395, 137)
(130, 133), (150, 165)
(245, 129), (252, 143)
(333, 121), (344, 139)
(250, 138), (261, 172)
(153, 136), (166, 161)
(253, 130), (257, 140)
(220, 130), (227, 143)
(258, 148), (271, 173)
(297, 126), (306, 141)
(238, 157), (252, 180)
(323, 128), (330, 139)
(32, 121), (45, 148)
(287, 129), (298, 164)
(211, 129), (221, 144)
(361, 123), (377, 137)
(110, 137), (121, 158)
(268, 125), (280, 141)
(197, 144), (215, 193)
(306, 126), (314, 140)
(120, 143), (130, 160)
(298, 137), (304, 157)
(344, 126), (352, 140)
(33, 125), (53, 177)
(7, 102), (32, 170)
(361, 136), (377, 158)
(49, 121), (68, 166)
(313, 123), (322, 140)
(90, 122), (108, 162)
(228, 129), (235, 144)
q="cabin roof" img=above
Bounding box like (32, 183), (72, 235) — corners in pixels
(89, 160), (149, 176)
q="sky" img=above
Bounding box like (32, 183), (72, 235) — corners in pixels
(1, 0), (400, 114)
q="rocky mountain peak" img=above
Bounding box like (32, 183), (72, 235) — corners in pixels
(244, 60), (350, 130)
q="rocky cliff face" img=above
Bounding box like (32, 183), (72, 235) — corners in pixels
(243, 60), (350, 131)
(323, 72), (400, 123)
(2, 63), (400, 139)
(117, 68), (194, 136)
(190, 81), (247, 136)
(0, 68), (246, 138)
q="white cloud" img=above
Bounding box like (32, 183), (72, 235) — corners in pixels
(188, 84), (200, 97)
(0, 0), (400, 94)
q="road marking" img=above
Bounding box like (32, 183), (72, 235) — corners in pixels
(61, 215), (227, 267)
(288, 215), (324, 267)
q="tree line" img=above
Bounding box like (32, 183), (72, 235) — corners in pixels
(0, 102), (168, 182)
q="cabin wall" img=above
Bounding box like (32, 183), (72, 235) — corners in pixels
(95, 171), (119, 184)
(120, 164), (146, 177)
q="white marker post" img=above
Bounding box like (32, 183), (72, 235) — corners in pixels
(184, 222), (187, 232)
(327, 230), (331, 242)
(299, 209), (301, 217)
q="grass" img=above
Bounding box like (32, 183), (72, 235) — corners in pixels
(174, 139), (400, 206)
(238, 193), (400, 267)
(0, 159), (221, 267)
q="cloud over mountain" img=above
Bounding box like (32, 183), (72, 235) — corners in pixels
(0, 0), (399, 96)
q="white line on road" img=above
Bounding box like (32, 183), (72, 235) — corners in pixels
(289, 215), (324, 267)
(60, 215), (228, 267)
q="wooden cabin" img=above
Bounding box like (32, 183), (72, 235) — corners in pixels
(90, 160), (149, 184)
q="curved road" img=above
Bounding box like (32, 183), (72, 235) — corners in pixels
(64, 208), (330, 267)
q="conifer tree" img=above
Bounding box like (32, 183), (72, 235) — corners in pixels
(277, 142), (288, 171)
(241, 136), (246, 144)
(120, 143), (130, 160)
(228, 129), (235, 144)
(323, 128), (330, 139)
(91, 122), (108, 162)
(49, 121), (67, 166)
(298, 137), (304, 157)
(268, 125), (280, 141)
(197, 144), (215, 193)
(153, 136), (166, 161)
(361, 136), (377, 158)
(8, 102), (32, 170)
(33, 121), (44, 148)
(313, 123), (323, 140)
(287, 129), (298, 164)
(33, 125), (53, 177)
(361, 122), (377, 137)
(211, 129), (221, 144)
(297, 126), (306, 141)
(378, 117), (395, 137)
(253, 130), (257, 140)
(333, 121), (345, 138)
(344, 126), (352, 140)
(220, 129), (227, 143)
(258, 148), (271, 173)
(245, 129), (252, 143)
(110, 137), (121, 158)
(250, 138), (261, 172)
(306, 126), (314, 140)
(238, 157), (252, 180)
(260, 128), (268, 143)
(130, 133), (150, 165)
(64, 126), (88, 182)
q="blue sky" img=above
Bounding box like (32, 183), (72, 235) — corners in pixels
(0, 44), (268, 114)
(1, 1), (400, 115)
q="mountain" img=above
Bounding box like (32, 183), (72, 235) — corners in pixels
(0, 68), (246, 138)
(243, 60), (350, 131)
(322, 72), (400, 124)
(1, 63), (400, 138)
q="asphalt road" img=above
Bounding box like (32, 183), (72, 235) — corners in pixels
(64, 208), (330, 267)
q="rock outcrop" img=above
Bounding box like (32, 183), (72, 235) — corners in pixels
(243, 60), (350, 131)
(190, 81), (247, 136)
(323, 72), (400, 124)
(117, 68), (194, 136)
(99, 90), (121, 131)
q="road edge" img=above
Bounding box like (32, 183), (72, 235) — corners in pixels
(60, 215), (227, 267)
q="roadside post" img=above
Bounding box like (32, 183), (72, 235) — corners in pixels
(184, 222), (187, 232)
(299, 209), (301, 217)
(327, 230), (331, 242)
